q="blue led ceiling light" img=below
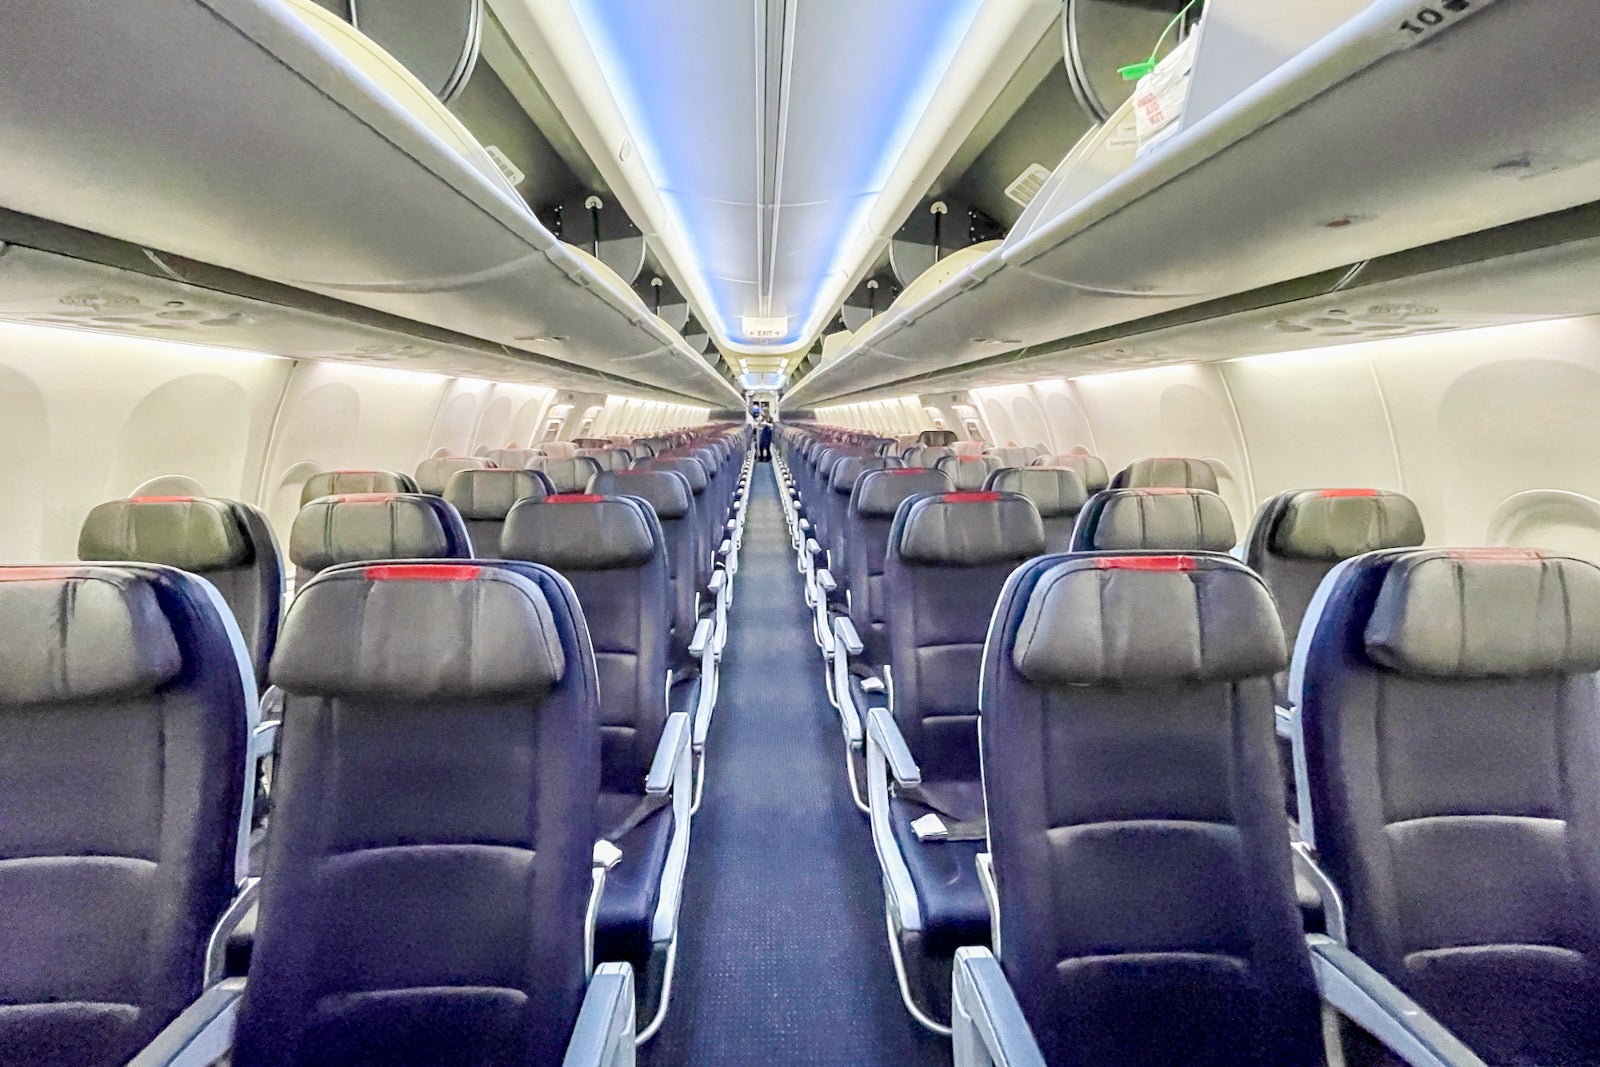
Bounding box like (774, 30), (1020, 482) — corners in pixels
(567, 0), (986, 354)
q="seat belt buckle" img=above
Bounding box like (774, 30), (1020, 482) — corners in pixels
(911, 813), (948, 841)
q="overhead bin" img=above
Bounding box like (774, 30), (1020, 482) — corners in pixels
(787, 0), (1600, 405)
(0, 0), (739, 404)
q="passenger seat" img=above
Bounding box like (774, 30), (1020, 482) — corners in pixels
(868, 490), (1044, 1030)
(298, 468), (417, 506)
(500, 495), (692, 1041)
(287, 493), (472, 586)
(1298, 548), (1600, 1066)
(962, 554), (1320, 1064)
(0, 564), (253, 1067)
(529, 455), (604, 494)
(1070, 487), (1235, 552)
(983, 467), (1088, 553)
(79, 495), (284, 687)
(413, 455), (489, 496)
(1032, 451), (1109, 494)
(443, 467), (554, 557)
(1110, 455), (1219, 492)
(934, 454), (1002, 492)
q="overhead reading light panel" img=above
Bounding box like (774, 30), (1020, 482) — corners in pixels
(494, 0), (1057, 358)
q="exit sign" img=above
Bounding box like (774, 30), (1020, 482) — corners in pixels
(741, 316), (788, 340)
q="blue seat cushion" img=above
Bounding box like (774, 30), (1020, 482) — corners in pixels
(596, 795), (674, 965)
(888, 793), (989, 954)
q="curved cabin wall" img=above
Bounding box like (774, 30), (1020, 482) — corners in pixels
(817, 316), (1600, 560)
(0, 321), (708, 561)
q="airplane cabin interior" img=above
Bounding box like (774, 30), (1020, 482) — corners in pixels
(3, 1), (1599, 1065)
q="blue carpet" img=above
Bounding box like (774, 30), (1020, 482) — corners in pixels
(641, 463), (952, 1066)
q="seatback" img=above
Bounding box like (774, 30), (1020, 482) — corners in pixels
(1243, 488), (1424, 651)
(234, 560), (597, 1066)
(919, 429), (957, 447)
(575, 447), (622, 473)
(639, 457), (712, 591)
(539, 441), (578, 459)
(1071, 488), (1235, 552)
(982, 553), (1321, 1065)
(935, 454), (1002, 492)
(984, 467), (1089, 554)
(79, 495), (284, 687)
(527, 456), (603, 494)
(845, 469), (953, 666)
(1033, 452), (1110, 494)
(501, 496), (669, 798)
(1301, 548), (1600, 1065)
(299, 469), (417, 506)
(827, 456), (902, 579)
(590, 470), (699, 663)
(885, 492), (1044, 784)
(1111, 456), (1219, 492)
(443, 468), (554, 558)
(0, 564), (251, 1067)
(287, 493), (473, 586)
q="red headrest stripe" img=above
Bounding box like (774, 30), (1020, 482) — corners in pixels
(548, 494), (605, 504)
(1133, 487), (1198, 495)
(887, 468), (928, 475)
(0, 566), (94, 582)
(943, 492), (1001, 503)
(1094, 555), (1197, 572)
(131, 496), (198, 503)
(363, 564), (482, 581)
(1319, 488), (1379, 498)
(1444, 548), (1545, 562)
(329, 493), (401, 503)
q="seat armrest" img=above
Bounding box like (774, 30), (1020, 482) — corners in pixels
(562, 963), (637, 1067)
(718, 537), (732, 558)
(1308, 936), (1487, 1067)
(126, 978), (246, 1067)
(251, 718), (280, 760)
(707, 570), (727, 595)
(804, 537), (823, 561)
(258, 685), (284, 722)
(951, 947), (1047, 1067)
(204, 878), (261, 986)
(867, 705), (921, 788)
(688, 618), (716, 656)
(815, 568), (837, 594)
(833, 616), (865, 656)
(726, 518), (738, 531)
(646, 712), (691, 796)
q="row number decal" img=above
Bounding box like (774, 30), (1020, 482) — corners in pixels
(1400, 0), (1471, 37)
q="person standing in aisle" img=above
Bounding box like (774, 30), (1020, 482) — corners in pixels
(758, 419), (773, 462)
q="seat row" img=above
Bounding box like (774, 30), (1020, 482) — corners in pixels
(775, 422), (1599, 1065)
(0, 424), (752, 1066)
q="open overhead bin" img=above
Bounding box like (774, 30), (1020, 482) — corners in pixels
(787, 0), (1600, 406)
(0, 0), (741, 405)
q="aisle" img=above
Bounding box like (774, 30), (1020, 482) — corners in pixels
(641, 462), (951, 1066)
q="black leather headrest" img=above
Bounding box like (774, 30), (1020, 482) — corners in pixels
(642, 457), (707, 494)
(0, 565), (183, 703)
(272, 562), (565, 699)
(289, 494), (469, 572)
(894, 492), (1046, 566)
(414, 456), (490, 496)
(1013, 555), (1286, 686)
(590, 470), (693, 520)
(1035, 453), (1110, 493)
(831, 456), (901, 493)
(919, 429), (957, 447)
(985, 467), (1089, 518)
(1365, 550), (1600, 678)
(1115, 457), (1219, 493)
(935, 455), (1002, 491)
(444, 468), (549, 520)
(901, 446), (954, 469)
(1270, 489), (1424, 561)
(300, 469), (415, 507)
(500, 496), (659, 570)
(852, 469), (953, 519)
(80, 497), (252, 571)
(1077, 489), (1235, 552)
(527, 457), (603, 493)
